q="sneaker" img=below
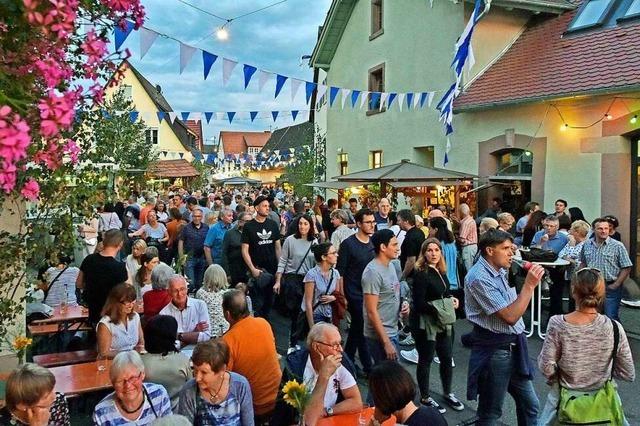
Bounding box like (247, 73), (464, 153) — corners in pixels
(400, 348), (419, 364)
(399, 333), (415, 346)
(444, 393), (465, 411)
(433, 356), (455, 367)
(286, 345), (300, 355)
(622, 299), (640, 308)
(422, 397), (446, 414)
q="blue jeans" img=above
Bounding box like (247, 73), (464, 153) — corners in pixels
(344, 300), (373, 373)
(605, 284), (622, 321)
(185, 256), (207, 293)
(476, 349), (539, 426)
(365, 336), (400, 405)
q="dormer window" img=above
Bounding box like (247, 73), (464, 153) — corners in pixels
(567, 0), (616, 31)
(622, 0), (640, 19)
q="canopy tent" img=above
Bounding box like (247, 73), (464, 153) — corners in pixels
(148, 159), (200, 178)
(214, 176), (262, 186)
(332, 159), (476, 184)
(305, 181), (367, 190)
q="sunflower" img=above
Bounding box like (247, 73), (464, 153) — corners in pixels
(282, 379), (311, 410)
(12, 336), (32, 351)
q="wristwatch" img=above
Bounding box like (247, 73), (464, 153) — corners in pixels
(177, 332), (184, 341)
(324, 407), (334, 417)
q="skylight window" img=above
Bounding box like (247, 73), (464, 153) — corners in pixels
(568, 0), (615, 31)
(624, 0), (640, 18)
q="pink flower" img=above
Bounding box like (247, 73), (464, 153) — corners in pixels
(20, 178), (40, 201)
(38, 90), (77, 137)
(63, 139), (80, 164)
(33, 141), (62, 171)
(0, 163), (18, 193)
(81, 30), (108, 66)
(89, 83), (105, 105)
(0, 106), (31, 165)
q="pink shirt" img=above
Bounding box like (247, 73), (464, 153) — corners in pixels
(459, 216), (478, 245)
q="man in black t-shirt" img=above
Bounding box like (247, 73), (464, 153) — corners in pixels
(398, 209), (425, 281)
(77, 229), (128, 325)
(242, 195), (282, 318)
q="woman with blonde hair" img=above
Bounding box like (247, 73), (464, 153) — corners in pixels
(97, 283), (145, 358)
(195, 264), (229, 338)
(402, 238), (463, 414)
(538, 268), (635, 425)
(126, 239), (147, 284)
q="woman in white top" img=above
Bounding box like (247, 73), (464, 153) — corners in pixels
(97, 283), (144, 358)
(126, 239), (147, 284)
(98, 203), (123, 235)
(134, 249), (160, 300)
(195, 264), (229, 338)
(155, 200), (170, 224)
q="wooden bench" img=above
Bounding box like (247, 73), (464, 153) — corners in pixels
(28, 322), (92, 336)
(33, 350), (98, 368)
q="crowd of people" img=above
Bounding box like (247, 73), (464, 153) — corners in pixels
(7, 188), (638, 425)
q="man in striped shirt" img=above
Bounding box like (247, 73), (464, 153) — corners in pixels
(455, 203), (478, 272)
(464, 229), (545, 425)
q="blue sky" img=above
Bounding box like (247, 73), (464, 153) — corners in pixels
(119, 0), (332, 145)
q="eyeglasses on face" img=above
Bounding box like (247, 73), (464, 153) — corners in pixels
(114, 371), (143, 387)
(360, 220), (376, 225)
(316, 341), (342, 350)
(119, 300), (135, 305)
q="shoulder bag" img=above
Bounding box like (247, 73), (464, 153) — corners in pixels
(292, 269), (333, 343)
(557, 319), (624, 425)
(281, 242), (314, 312)
(425, 268), (457, 327)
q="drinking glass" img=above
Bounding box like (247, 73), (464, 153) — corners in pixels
(359, 404), (370, 426)
(96, 354), (107, 372)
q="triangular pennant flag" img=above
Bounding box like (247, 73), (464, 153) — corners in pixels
(204, 112), (214, 123)
(271, 111), (279, 122)
(387, 93), (397, 108)
(191, 112), (202, 123)
(419, 92), (429, 108)
(305, 81), (317, 105)
(328, 86), (339, 107)
(379, 92), (389, 111)
(290, 79), (302, 102)
(351, 90), (361, 108)
(156, 111), (165, 122)
(258, 71), (272, 92)
(202, 51), (218, 80)
(444, 137), (452, 166)
(139, 27), (158, 59)
(414, 92), (422, 109)
(129, 111), (138, 122)
(249, 111), (258, 122)
(275, 74), (288, 99)
(114, 20), (135, 51)
(179, 152), (184, 159)
(162, 151), (168, 157)
(291, 110), (299, 121)
(227, 112), (235, 123)
(360, 91), (369, 109)
(427, 91), (435, 107)
(179, 43), (196, 74)
(406, 93), (414, 110)
(243, 64), (257, 89)
(180, 112), (190, 121)
(167, 112), (177, 123)
(316, 85), (328, 106)
(222, 58), (238, 86)
(397, 93), (405, 112)
(370, 92), (381, 110)
(341, 88), (351, 109)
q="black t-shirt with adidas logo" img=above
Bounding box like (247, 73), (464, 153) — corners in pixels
(241, 218), (281, 274)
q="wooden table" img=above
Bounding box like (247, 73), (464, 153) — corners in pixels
(49, 360), (113, 396)
(316, 407), (396, 426)
(32, 305), (89, 325)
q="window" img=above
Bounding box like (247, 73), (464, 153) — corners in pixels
(568, 0), (616, 31)
(368, 64), (385, 113)
(495, 149), (532, 176)
(371, 0), (383, 39)
(370, 150), (383, 169)
(145, 128), (158, 145)
(338, 152), (348, 175)
(623, 0), (640, 18)
(248, 147), (261, 156)
(122, 84), (133, 101)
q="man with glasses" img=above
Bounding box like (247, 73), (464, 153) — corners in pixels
(580, 218), (632, 321)
(159, 275), (210, 346)
(285, 323), (362, 425)
(532, 215), (569, 317)
(221, 212), (252, 285)
(337, 208), (376, 376)
(178, 207), (209, 293)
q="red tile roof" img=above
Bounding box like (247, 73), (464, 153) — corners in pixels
(185, 120), (203, 151)
(219, 131), (271, 155)
(454, 9), (640, 111)
(148, 159), (199, 178)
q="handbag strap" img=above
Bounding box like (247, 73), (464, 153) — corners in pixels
(430, 266), (448, 299)
(610, 318), (620, 380)
(312, 268), (334, 311)
(294, 242), (314, 275)
(43, 266), (69, 300)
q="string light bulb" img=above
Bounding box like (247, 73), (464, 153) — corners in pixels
(560, 123), (568, 131)
(216, 26), (229, 40)
(631, 115), (638, 124)
(606, 113), (613, 120)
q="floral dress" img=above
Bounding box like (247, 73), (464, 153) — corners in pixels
(195, 288), (229, 338)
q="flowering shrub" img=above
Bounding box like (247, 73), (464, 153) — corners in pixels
(0, 0), (145, 338)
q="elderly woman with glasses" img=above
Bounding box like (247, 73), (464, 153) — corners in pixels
(538, 268), (635, 425)
(0, 363), (70, 426)
(177, 339), (254, 425)
(93, 351), (172, 425)
(97, 283), (144, 358)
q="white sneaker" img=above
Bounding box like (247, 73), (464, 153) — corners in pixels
(399, 333), (415, 346)
(433, 356), (455, 367)
(621, 299), (640, 308)
(286, 345), (300, 355)
(400, 348), (419, 364)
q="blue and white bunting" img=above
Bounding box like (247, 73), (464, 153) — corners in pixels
(243, 64), (257, 89)
(156, 111), (165, 122)
(180, 112), (190, 121)
(202, 51), (218, 80)
(406, 93), (414, 110)
(271, 111), (279, 122)
(291, 110), (299, 121)
(250, 111), (259, 122)
(179, 43), (196, 74)
(139, 27), (158, 59)
(329, 87), (339, 107)
(129, 111), (138, 122)
(258, 71), (272, 92)
(222, 58), (238, 86)
(305, 82), (317, 105)
(290, 79), (302, 102)
(227, 111), (235, 123)
(351, 90), (361, 108)
(387, 93), (397, 108)
(204, 111), (214, 124)
(114, 20), (135, 51)
(275, 74), (288, 98)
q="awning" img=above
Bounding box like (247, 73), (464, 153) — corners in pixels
(388, 180), (471, 188)
(305, 181), (367, 190)
(148, 159), (200, 178)
(333, 159), (477, 183)
(214, 176), (262, 186)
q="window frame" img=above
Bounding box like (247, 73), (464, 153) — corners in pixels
(566, 0), (617, 32)
(370, 0), (384, 40)
(146, 127), (158, 145)
(367, 63), (386, 116)
(338, 152), (348, 175)
(370, 150), (383, 169)
(619, 0), (640, 21)
(122, 84), (133, 101)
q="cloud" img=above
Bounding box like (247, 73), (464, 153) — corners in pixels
(121, 0), (330, 142)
